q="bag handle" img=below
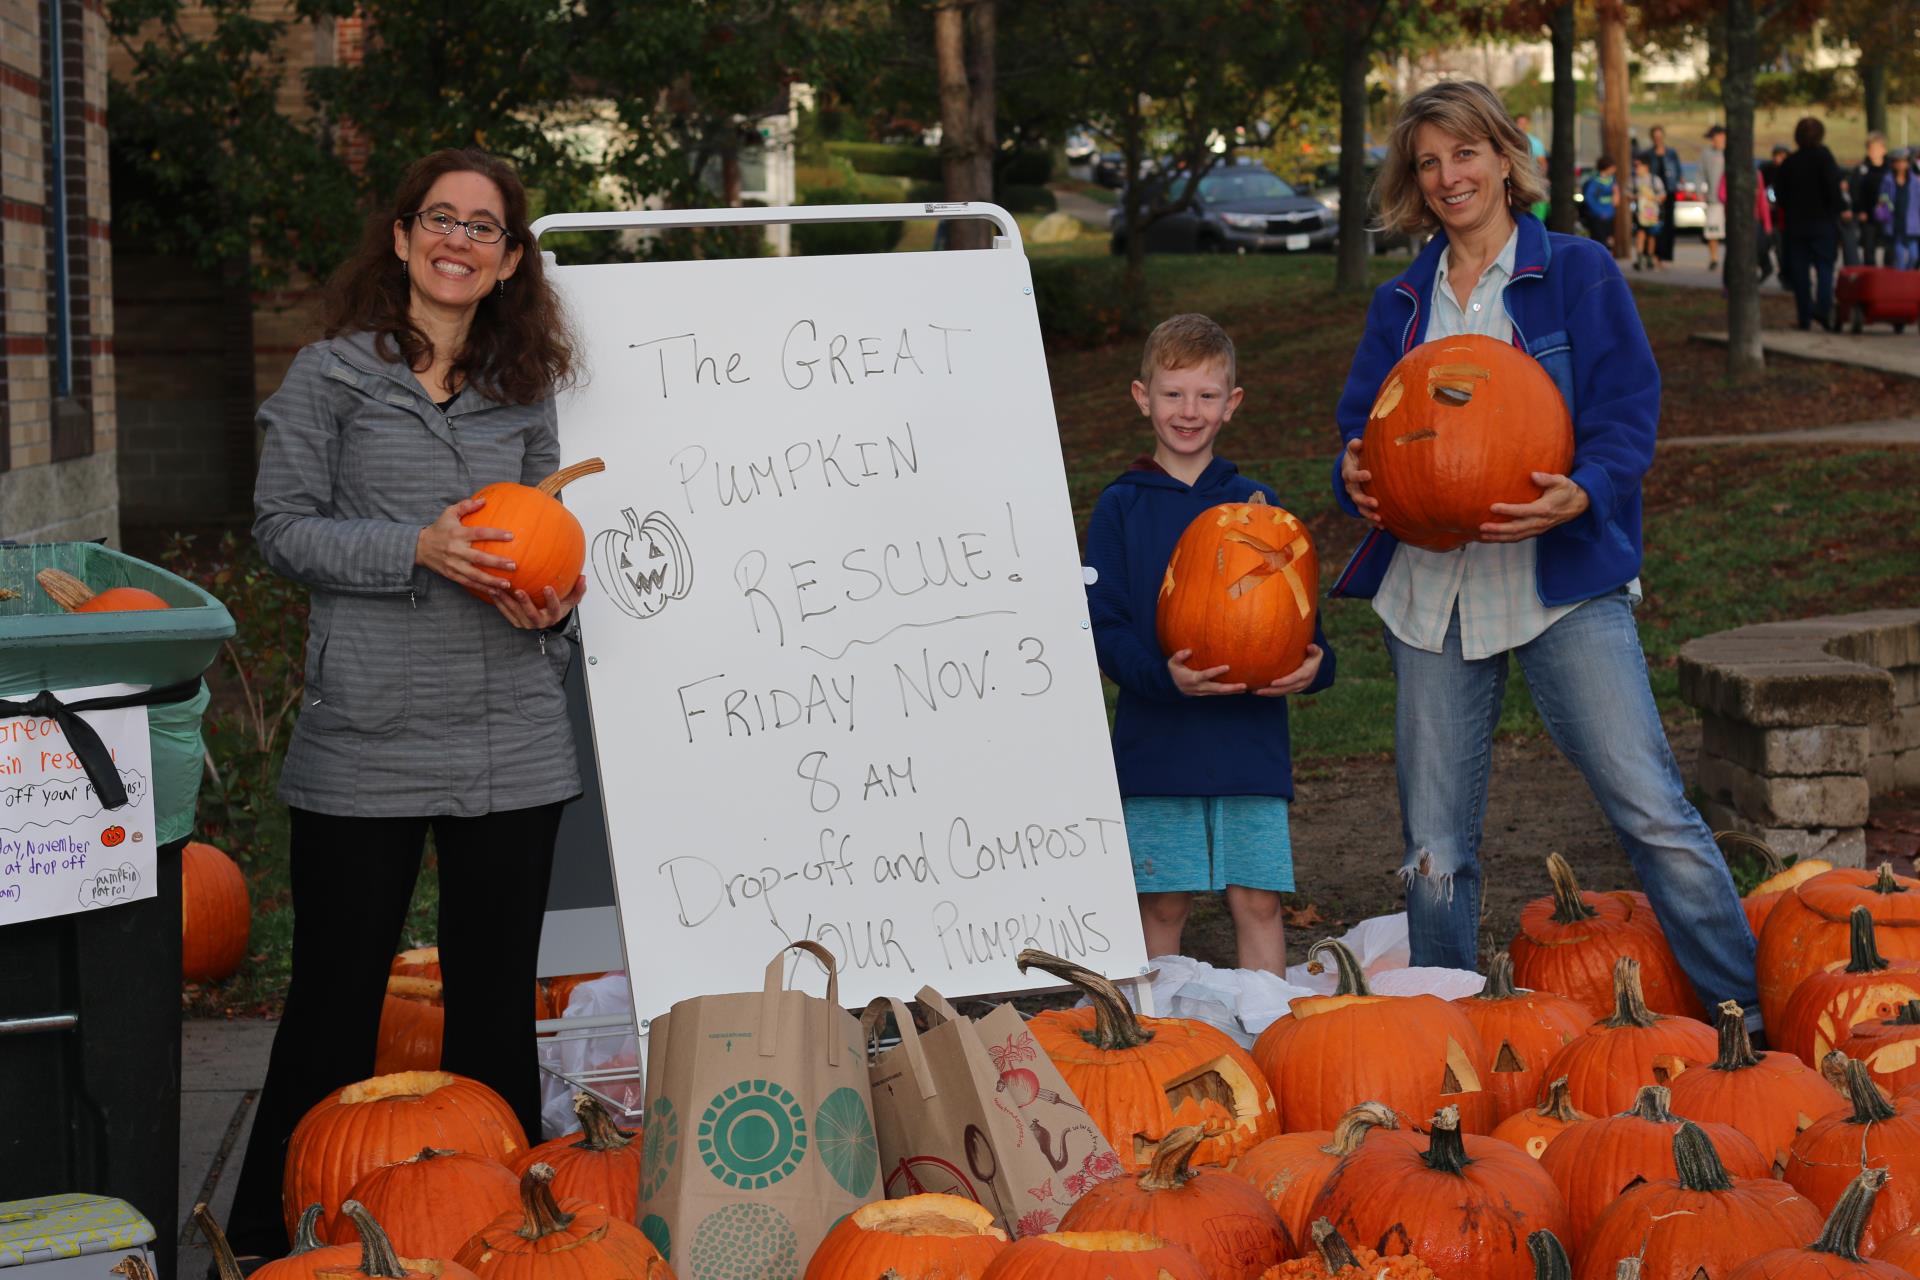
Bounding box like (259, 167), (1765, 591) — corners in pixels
(759, 941), (844, 1065)
(861, 997), (938, 1101)
(915, 985), (966, 1026)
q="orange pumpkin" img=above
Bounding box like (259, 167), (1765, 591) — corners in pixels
(1155, 492), (1318, 688)
(330, 1148), (519, 1259)
(1873, 1220), (1920, 1273)
(976, 1231), (1207, 1280)
(34, 569), (171, 613)
(1490, 1076), (1591, 1159)
(1727, 1169), (1912, 1280)
(100, 825), (126, 847)
(1722, 832), (1832, 939)
(181, 840), (250, 983)
(282, 1070), (526, 1242)
(1540, 956), (1718, 1118)
(1776, 907), (1920, 1069)
(1253, 939), (1496, 1134)
(374, 976), (443, 1075)
(1784, 1057), (1920, 1254)
(1835, 999), (1920, 1093)
(1060, 1125), (1293, 1278)
(460, 458), (605, 602)
(1453, 952), (1590, 1122)
(1261, 1219), (1440, 1280)
(1667, 1000), (1845, 1176)
(803, 1194), (1008, 1280)
(1508, 853), (1705, 1020)
(1309, 1105), (1570, 1280)
(391, 947), (442, 981)
(1757, 865), (1920, 1036)
(1232, 1103), (1415, 1247)
(1018, 950), (1277, 1171)
(543, 971), (611, 1018)
(1572, 1121), (1823, 1280)
(1536, 1084), (1769, 1253)
(1359, 334), (1573, 552)
(510, 1092), (643, 1222)
(196, 1203), (363, 1280)
(452, 1163), (669, 1280)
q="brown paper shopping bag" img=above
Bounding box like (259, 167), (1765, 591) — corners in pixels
(639, 941), (880, 1277)
(864, 985), (1123, 1238)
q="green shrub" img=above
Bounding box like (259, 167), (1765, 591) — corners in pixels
(793, 186), (906, 256)
(999, 184), (1056, 213)
(1029, 257), (1139, 348)
(826, 140), (942, 180)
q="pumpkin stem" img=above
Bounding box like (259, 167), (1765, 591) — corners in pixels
(1527, 1230), (1573, 1280)
(1138, 1125), (1205, 1191)
(571, 1091), (638, 1151)
(340, 1201), (409, 1279)
(1247, 491), (1269, 506)
(191, 1204), (244, 1280)
(516, 1162), (577, 1240)
(1615, 1260), (1642, 1280)
(1545, 852), (1599, 924)
(1713, 830), (1782, 880)
(1893, 1000), (1920, 1026)
(1602, 956), (1661, 1029)
(1015, 950), (1155, 1050)
(1320, 1101), (1401, 1156)
(1820, 1050), (1852, 1092)
(34, 567), (95, 611)
(1308, 938), (1372, 997)
(1844, 907), (1890, 974)
(108, 1258), (156, 1280)
(1311, 1218), (1363, 1274)
(1419, 1105), (1470, 1175)
(1670, 1120), (1736, 1193)
(290, 1204), (326, 1255)
(1708, 1001), (1762, 1071)
(1534, 1077), (1583, 1124)
(534, 457), (606, 498)
(1835, 1055), (1899, 1125)
(1475, 951), (1521, 1001)
(1873, 864), (1909, 895)
(1809, 1168), (1889, 1260)
(1622, 1084), (1677, 1122)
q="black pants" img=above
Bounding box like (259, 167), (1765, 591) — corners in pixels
(1656, 195), (1677, 261)
(225, 804), (562, 1255)
(1784, 224), (1839, 327)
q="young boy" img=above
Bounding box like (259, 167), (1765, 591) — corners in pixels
(1082, 314), (1334, 975)
(1631, 154), (1666, 271)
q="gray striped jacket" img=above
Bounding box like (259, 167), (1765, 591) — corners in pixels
(254, 330), (581, 817)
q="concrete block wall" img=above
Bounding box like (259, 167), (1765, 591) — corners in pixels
(1678, 610), (1920, 867)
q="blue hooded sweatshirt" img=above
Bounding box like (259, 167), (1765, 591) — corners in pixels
(1083, 455), (1335, 799)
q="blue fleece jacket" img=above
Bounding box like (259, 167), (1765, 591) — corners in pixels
(1328, 214), (1660, 605)
(1083, 456), (1335, 799)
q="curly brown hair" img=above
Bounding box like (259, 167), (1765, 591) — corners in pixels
(322, 149), (576, 405)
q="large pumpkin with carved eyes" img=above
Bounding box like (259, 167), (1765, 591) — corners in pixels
(1360, 335), (1573, 552)
(1156, 493), (1318, 689)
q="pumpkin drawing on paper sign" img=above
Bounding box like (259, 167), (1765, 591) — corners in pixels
(100, 825), (127, 848)
(593, 508), (693, 620)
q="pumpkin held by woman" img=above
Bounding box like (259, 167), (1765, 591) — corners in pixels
(460, 458), (605, 602)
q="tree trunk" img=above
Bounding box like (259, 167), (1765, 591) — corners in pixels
(1863, 51), (1890, 138)
(1549, 1), (1578, 233)
(1599, 6), (1631, 258)
(935, 0), (985, 249)
(1121, 110), (1151, 332)
(962, 0), (996, 251)
(721, 146), (742, 207)
(1333, 30), (1372, 292)
(1724, 0), (1765, 377)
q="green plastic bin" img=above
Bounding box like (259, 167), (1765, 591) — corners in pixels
(0, 541), (235, 1280)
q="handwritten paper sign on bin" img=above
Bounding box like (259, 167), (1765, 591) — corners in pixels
(550, 231), (1149, 1020)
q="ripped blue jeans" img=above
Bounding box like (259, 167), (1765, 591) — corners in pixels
(1384, 591), (1758, 1012)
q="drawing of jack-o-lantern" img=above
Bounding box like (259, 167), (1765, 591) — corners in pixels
(1360, 334), (1573, 552)
(100, 825), (127, 848)
(1155, 492), (1317, 689)
(592, 508), (693, 620)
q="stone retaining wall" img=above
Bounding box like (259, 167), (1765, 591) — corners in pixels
(1677, 610), (1920, 868)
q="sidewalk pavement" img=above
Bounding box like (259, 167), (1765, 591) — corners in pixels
(1690, 327), (1920, 381)
(1661, 418), (1920, 448)
(178, 1019), (274, 1280)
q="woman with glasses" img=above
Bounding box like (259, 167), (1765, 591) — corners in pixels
(223, 149), (583, 1267)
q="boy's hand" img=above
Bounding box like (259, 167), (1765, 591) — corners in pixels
(1341, 439), (1383, 526)
(1168, 649), (1246, 697)
(1256, 644), (1324, 697)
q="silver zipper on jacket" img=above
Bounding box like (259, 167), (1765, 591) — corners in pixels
(538, 631), (548, 656)
(409, 590), (417, 609)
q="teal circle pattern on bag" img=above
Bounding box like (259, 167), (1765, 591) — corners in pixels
(640, 1214), (672, 1261)
(642, 1097), (680, 1198)
(698, 1079), (808, 1189)
(814, 1086), (878, 1196)
(688, 1203), (798, 1280)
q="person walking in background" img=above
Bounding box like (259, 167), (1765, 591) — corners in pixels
(1645, 125), (1683, 266)
(1876, 148), (1920, 270)
(1581, 154), (1618, 244)
(1720, 160), (1773, 289)
(1761, 143), (1791, 284)
(1701, 125), (1727, 270)
(1631, 154), (1666, 271)
(1851, 132), (1891, 267)
(1775, 116), (1846, 330)
(1516, 111), (1550, 222)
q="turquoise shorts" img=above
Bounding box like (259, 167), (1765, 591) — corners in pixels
(1123, 795), (1295, 894)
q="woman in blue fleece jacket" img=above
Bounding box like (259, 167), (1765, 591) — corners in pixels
(1330, 80), (1757, 1020)
(1085, 313), (1334, 975)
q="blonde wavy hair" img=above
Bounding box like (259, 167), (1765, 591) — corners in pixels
(1374, 80), (1548, 237)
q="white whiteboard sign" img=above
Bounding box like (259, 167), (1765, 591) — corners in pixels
(549, 225), (1148, 1022)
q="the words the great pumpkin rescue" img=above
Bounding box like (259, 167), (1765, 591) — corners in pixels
(562, 254), (1148, 1009)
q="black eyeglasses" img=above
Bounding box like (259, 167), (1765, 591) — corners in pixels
(404, 210), (513, 245)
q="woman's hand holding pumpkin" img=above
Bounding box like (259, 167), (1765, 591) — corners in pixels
(417, 497), (516, 592)
(1480, 472), (1590, 542)
(1341, 438), (1384, 526)
(1168, 649), (1247, 697)
(491, 576), (587, 631)
(1254, 643), (1324, 698)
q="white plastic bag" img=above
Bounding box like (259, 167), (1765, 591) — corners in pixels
(535, 971), (642, 1140)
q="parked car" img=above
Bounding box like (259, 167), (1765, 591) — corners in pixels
(1108, 161), (1337, 255)
(1065, 130), (1098, 165)
(1671, 161), (1706, 233)
(1093, 152), (1127, 188)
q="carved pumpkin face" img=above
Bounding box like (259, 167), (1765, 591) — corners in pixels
(1361, 334), (1573, 552)
(593, 508), (693, 620)
(1155, 493), (1318, 689)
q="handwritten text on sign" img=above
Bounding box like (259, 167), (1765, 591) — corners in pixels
(0, 683), (157, 927)
(556, 246), (1147, 1019)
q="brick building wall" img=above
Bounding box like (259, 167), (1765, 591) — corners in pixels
(1, 0), (118, 545)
